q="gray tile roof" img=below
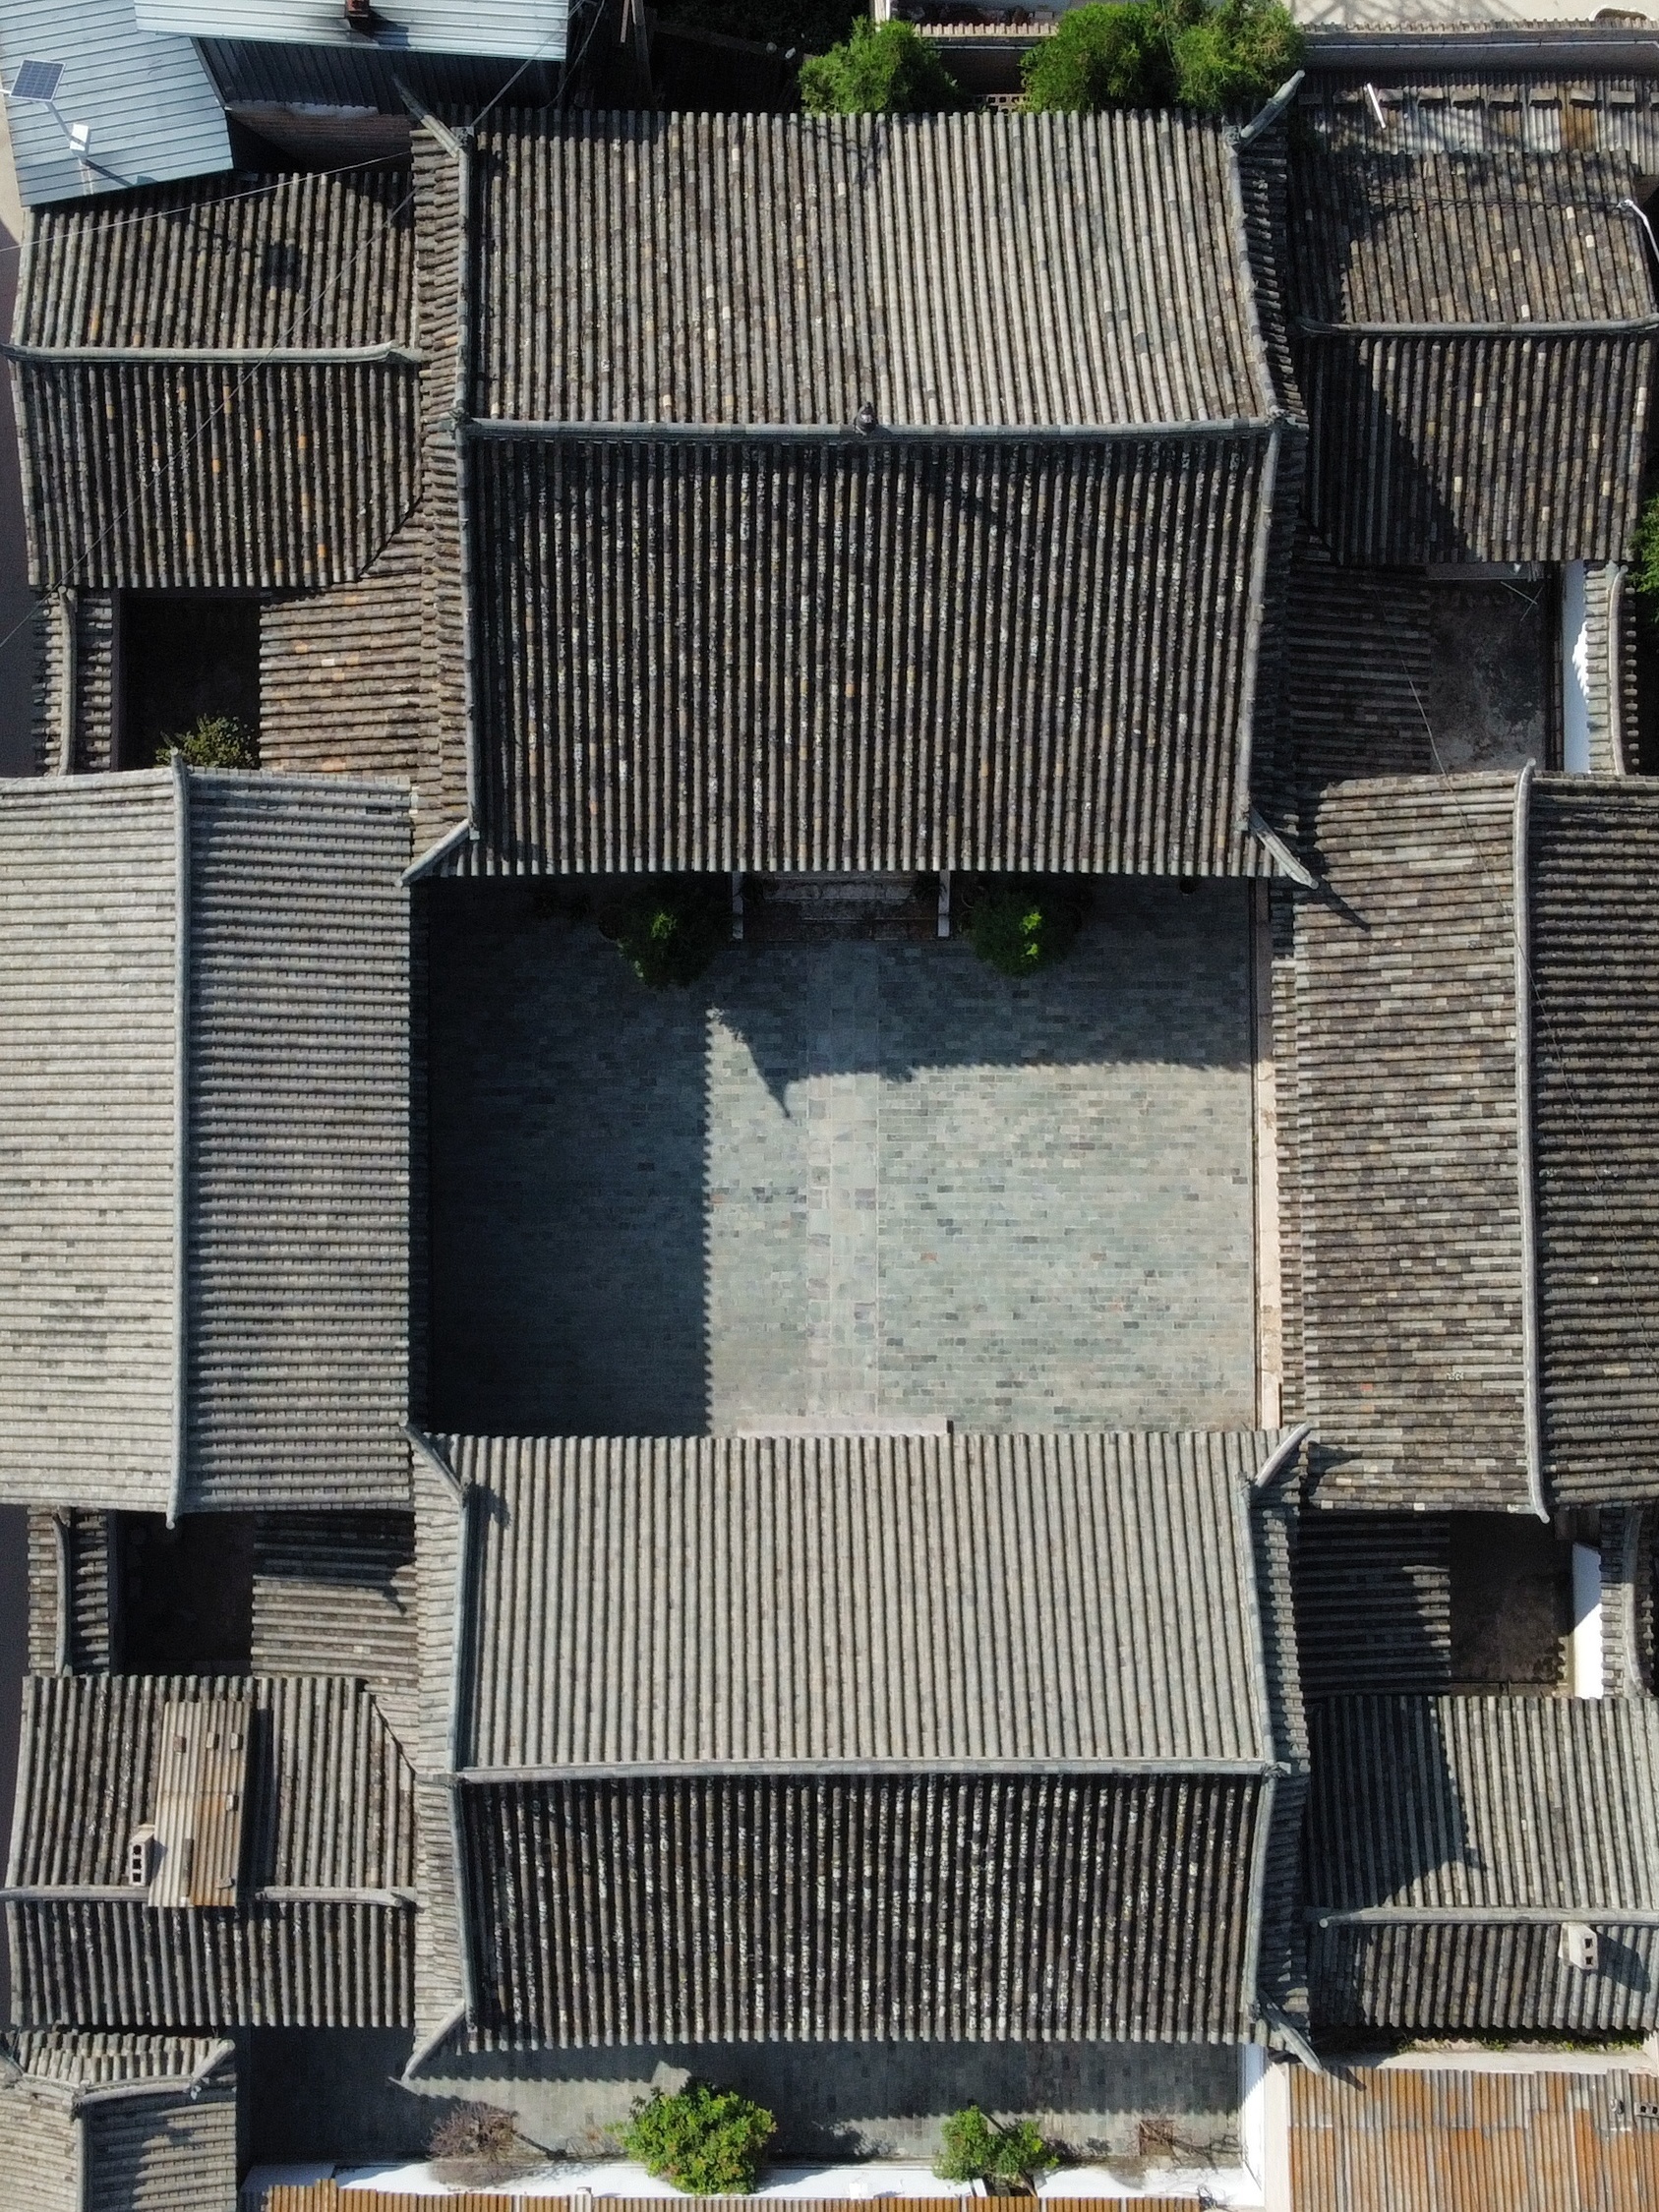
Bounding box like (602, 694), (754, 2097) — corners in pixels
(0, 2033), (236, 2212)
(1292, 772), (1659, 1510)
(14, 171), (419, 591)
(1306, 1694), (1659, 2033)
(418, 1426), (1309, 2050)
(1286, 147), (1655, 562)
(6, 1674), (414, 2030)
(445, 1429), (1290, 1774)
(0, 771), (413, 1515)
(423, 109), (1299, 879)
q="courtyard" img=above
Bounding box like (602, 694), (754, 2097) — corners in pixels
(425, 879), (1259, 1437)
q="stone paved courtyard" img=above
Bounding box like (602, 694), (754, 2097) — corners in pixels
(426, 880), (1258, 1435)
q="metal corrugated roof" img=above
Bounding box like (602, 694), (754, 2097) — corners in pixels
(0, 0), (230, 208)
(1289, 2065), (1659, 2212)
(136, 1), (566, 62)
(0, 771), (414, 1516)
(444, 1430), (1286, 1775)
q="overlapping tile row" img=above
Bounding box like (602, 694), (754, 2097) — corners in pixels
(1294, 776), (1529, 1506)
(0, 777), (179, 1511)
(412, 132), (470, 832)
(459, 434), (1278, 875)
(1601, 1505), (1654, 1696)
(261, 516), (427, 784)
(1528, 779), (1659, 1502)
(25, 1509), (115, 1677)
(410, 1446), (467, 2051)
(1300, 70), (1659, 163)
(15, 170), (420, 591)
(1293, 1513), (1452, 1699)
(1580, 560), (1630, 774)
(183, 774), (412, 1510)
(1286, 147), (1655, 562)
(1306, 1695), (1659, 2031)
(0, 2032), (237, 2212)
(7, 1673), (414, 2029)
(30, 593), (120, 776)
(472, 110), (1272, 430)
(461, 1770), (1266, 2046)
(447, 1429), (1279, 1772)
(1289, 2064), (1659, 2210)
(252, 1511), (419, 1748)
(1250, 1488), (1311, 2029)
(1284, 542), (1432, 792)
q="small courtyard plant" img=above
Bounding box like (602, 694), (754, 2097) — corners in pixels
(155, 713), (260, 771)
(935, 2105), (1058, 2189)
(621, 2079), (778, 2194)
(800, 19), (969, 114)
(428, 2099), (531, 2179)
(1021, 0), (1302, 117)
(612, 878), (727, 988)
(1633, 489), (1659, 619)
(967, 879), (1085, 976)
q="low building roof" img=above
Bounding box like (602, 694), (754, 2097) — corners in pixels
(5, 1673), (414, 2029)
(415, 1427), (1309, 2051)
(1286, 146), (1655, 561)
(14, 168), (419, 589)
(1306, 1693), (1659, 2031)
(0, 770), (412, 1515)
(0, 2032), (236, 2212)
(420, 109), (1300, 880)
(136, 0), (566, 58)
(1291, 772), (1659, 1510)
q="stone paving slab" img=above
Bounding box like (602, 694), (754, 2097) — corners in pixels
(427, 881), (1257, 1436)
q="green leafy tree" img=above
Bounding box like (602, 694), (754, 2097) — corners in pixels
(621, 2080), (777, 2194)
(799, 19), (968, 114)
(612, 878), (728, 989)
(1022, 0), (1302, 117)
(935, 2106), (1058, 2186)
(1633, 490), (1659, 618)
(156, 714), (260, 771)
(968, 880), (1085, 976)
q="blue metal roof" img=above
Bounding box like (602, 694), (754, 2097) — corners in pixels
(136, 1), (567, 62)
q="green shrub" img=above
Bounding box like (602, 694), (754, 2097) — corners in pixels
(613, 878), (727, 988)
(800, 19), (968, 114)
(1021, 0), (1302, 117)
(156, 714), (260, 771)
(935, 2106), (1057, 2186)
(1634, 490), (1659, 617)
(968, 880), (1084, 976)
(620, 2080), (777, 2194)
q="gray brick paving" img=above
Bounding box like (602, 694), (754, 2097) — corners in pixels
(428, 880), (1256, 1435)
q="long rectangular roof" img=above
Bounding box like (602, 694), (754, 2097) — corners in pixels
(420, 111), (1298, 880)
(136, 0), (566, 59)
(444, 1429), (1288, 1775)
(1287, 147), (1655, 561)
(1291, 772), (1659, 1511)
(14, 170), (419, 590)
(0, 771), (413, 1515)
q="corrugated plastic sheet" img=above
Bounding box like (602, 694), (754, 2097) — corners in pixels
(1294, 775), (1530, 1507)
(8, 1674), (414, 2028)
(182, 774), (412, 1511)
(1307, 1695), (1659, 2032)
(1289, 2064), (1659, 2211)
(1287, 147), (1654, 562)
(0, 776), (178, 1512)
(471, 111), (1274, 429)
(462, 433), (1280, 877)
(16, 170), (419, 590)
(1529, 780), (1659, 1503)
(462, 1768), (1268, 2047)
(447, 1429), (1281, 1774)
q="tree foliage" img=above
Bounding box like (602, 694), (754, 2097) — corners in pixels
(1633, 490), (1659, 616)
(1021, 0), (1303, 117)
(621, 2080), (777, 2194)
(934, 2106), (1058, 2185)
(612, 879), (728, 989)
(967, 880), (1085, 976)
(799, 19), (968, 114)
(157, 714), (260, 771)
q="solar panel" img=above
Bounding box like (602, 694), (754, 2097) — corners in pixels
(10, 59), (64, 103)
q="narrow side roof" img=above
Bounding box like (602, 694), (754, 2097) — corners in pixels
(443, 1429), (1290, 1776)
(473, 110), (1278, 430)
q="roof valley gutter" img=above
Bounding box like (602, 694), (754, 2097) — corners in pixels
(1513, 761), (1549, 1524)
(458, 415), (1284, 447)
(167, 755), (192, 1529)
(1297, 316), (1659, 340)
(1239, 1769), (1278, 2044)
(447, 1474), (482, 2030)
(1309, 1904), (1659, 1926)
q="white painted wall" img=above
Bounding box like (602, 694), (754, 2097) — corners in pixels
(1562, 560), (1592, 775)
(1570, 1542), (1604, 1698)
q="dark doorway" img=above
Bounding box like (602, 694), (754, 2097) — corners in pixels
(117, 1513), (256, 1673)
(120, 594), (261, 768)
(1448, 1513), (1569, 1690)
